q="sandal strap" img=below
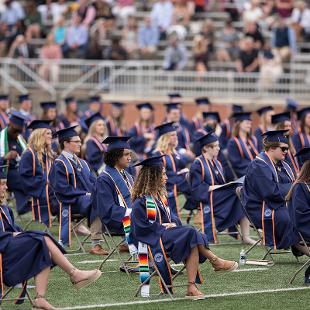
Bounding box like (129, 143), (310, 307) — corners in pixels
(35, 294), (46, 299)
(188, 281), (195, 285)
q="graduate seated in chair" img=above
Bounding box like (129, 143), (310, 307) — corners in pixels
(242, 130), (299, 250)
(189, 131), (257, 245)
(131, 156), (238, 299)
(287, 148), (310, 282)
(19, 120), (58, 228)
(49, 126), (107, 255)
(90, 136), (136, 254)
(0, 166), (101, 310)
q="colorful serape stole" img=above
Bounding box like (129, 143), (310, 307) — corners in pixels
(138, 242), (150, 297)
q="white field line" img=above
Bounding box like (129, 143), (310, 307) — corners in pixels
(77, 259), (118, 264)
(61, 286), (310, 310)
(232, 267), (268, 272)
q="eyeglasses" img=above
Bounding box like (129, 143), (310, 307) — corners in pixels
(70, 140), (81, 144)
(279, 146), (289, 152)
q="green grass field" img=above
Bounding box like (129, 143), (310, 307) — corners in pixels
(3, 204), (310, 310)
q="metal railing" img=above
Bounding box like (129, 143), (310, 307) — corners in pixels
(0, 57), (309, 100)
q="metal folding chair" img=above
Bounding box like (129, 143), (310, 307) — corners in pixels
(289, 232), (310, 284)
(1, 283), (33, 307)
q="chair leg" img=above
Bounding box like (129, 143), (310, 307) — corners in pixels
(289, 259), (310, 284)
(134, 271), (156, 297)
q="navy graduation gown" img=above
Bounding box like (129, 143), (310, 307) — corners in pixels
(128, 123), (154, 157)
(292, 130), (310, 153)
(0, 205), (65, 288)
(242, 152), (298, 249)
(254, 126), (264, 152)
(288, 182), (310, 242)
(131, 196), (208, 264)
(189, 155), (244, 242)
(106, 117), (126, 136)
(219, 120), (231, 150)
(285, 150), (299, 177)
(90, 167), (133, 234)
(19, 149), (57, 226)
(152, 150), (191, 218)
(49, 153), (95, 216)
(227, 136), (258, 178)
(85, 137), (106, 173)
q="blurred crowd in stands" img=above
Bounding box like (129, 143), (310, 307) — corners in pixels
(0, 0), (309, 80)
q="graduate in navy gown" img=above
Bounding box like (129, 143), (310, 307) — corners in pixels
(58, 97), (80, 128)
(0, 95), (9, 131)
(19, 120), (58, 228)
(227, 112), (259, 178)
(128, 103), (155, 160)
(272, 112), (299, 176)
(189, 132), (256, 244)
(152, 122), (191, 218)
(0, 166), (101, 309)
(242, 130), (299, 250)
(105, 102), (127, 136)
(292, 107), (310, 155)
(40, 101), (65, 132)
(254, 106), (275, 152)
(90, 136), (136, 254)
(131, 155), (238, 299)
(287, 148), (310, 283)
(164, 103), (195, 164)
(286, 98), (299, 133)
(190, 97), (211, 133)
(80, 96), (103, 133)
(83, 112), (107, 174)
(49, 126), (106, 255)
(0, 112), (28, 214)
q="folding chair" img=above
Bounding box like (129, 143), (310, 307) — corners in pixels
(66, 214), (91, 253)
(98, 223), (137, 275)
(134, 256), (188, 299)
(0, 283), (33, 307)
(289, 232), (310, 284)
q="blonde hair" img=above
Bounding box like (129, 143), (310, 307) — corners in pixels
(84, 119), (107, 145)
(155, 132), (176, 154)
(27, 128), (54, 167)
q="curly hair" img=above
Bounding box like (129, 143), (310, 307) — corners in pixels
(131, 166), (167, 201)
(27, 128), (54, 167)
(104, 148), (124, 167)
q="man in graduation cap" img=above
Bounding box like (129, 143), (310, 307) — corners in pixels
(254, 106), (275, 151)
(18, 93), (36, 121)
(190, 97), (211, 133)
(59, 96), (80, 128)
(128, 102), (155, 159)
(106, 102), (127, 136)
(49, 126), (107, 255)
(168, 93), (191, 129)
(80, 96), (104, 133)
(0, 95), (10, 131)
(90, 136), (137, 255)
(0, 111), (28, 214)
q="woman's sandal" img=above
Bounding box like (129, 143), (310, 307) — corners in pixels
(210, 256), (238, 273)
(70, 268), (102, 289)
(32, 294), (58, 310)
(185, 282), (206, 300)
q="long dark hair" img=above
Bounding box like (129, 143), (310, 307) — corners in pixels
(131, 166), (167, 202)
(286, 160), (310, 200)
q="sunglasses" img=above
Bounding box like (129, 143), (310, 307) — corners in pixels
(279, 146), (289, 152)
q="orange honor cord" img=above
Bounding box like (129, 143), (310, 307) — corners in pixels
(261, 202), (265, 246)
(272, 210), (277, 251)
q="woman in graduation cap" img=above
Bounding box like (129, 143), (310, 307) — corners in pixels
(287, 148), (310, 281)
(272, 111), (299, 176)
(128, 103), (155, 160)
(0, 167), (101, 310)
(105, 102), (127, 136)
(189, 132), (256, 244)
(19, 120), (58, 228)
(152, 122), (191, 219)
(292, 107), (310, 155)
(227, 112), (259, 178)
(40, 101), (65, 132)
(83, 112), (107, 174)
(190, 97), (211, 133)
(242, 130), (299, 250)
(131, 156), (238, 299)
(254, 106), (275, 152)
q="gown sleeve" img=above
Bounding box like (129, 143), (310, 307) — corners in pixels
(85, 140), (103, 172)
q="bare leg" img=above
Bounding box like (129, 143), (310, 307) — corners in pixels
(197, 245), (238, 272)
(185, 246), (203, 296)
(43, 236), (101, 283)
(240, 217), (258, 245)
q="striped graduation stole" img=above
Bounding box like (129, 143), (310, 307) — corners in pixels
(233, 137), (258, 161)
(89, 136), (106, 153)
(298, 129), (310, 149)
